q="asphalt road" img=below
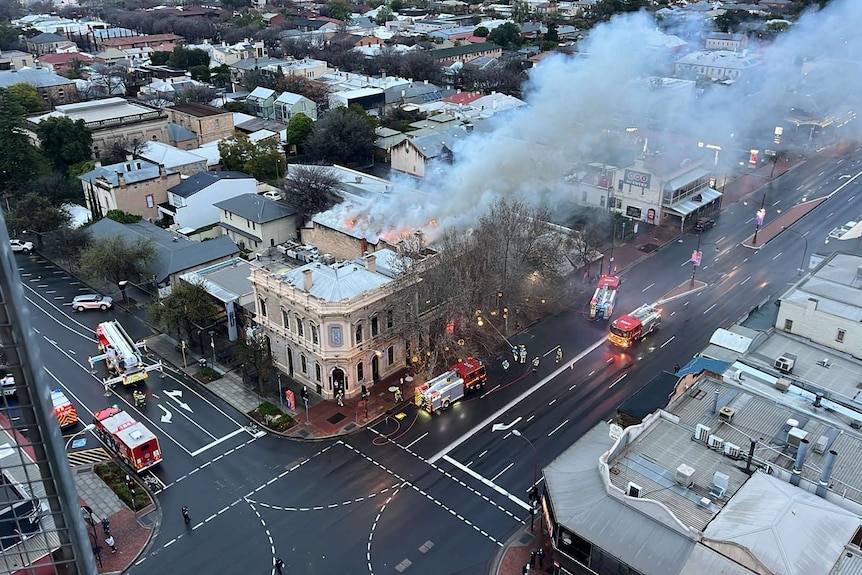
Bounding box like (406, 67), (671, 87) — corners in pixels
(14, 146), (862, 574)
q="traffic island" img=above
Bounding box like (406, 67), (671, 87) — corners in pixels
(742, 197), (826, 249)
(248, 401), (295, 433)
(659, 280), (708, 304)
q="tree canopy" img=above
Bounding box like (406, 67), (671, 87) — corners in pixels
(4, 193), (70, 237)
(279, 165), (342, 219)
(3, 83), (42, 114)
(77, 234), (156, 289)
(0, 88), (46, 190)
(304, 107), (375, 166)
(217, 134), (284, 181)
(488, 23), (522, 50)
(287, 113), (314, 147)
(148, 281), (219, 346)
(36, 116), (93, 175)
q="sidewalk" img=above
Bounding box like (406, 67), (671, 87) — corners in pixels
(491, 523), (552, 575)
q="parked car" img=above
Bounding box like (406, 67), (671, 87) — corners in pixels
(0, 374), (15, 397)
(71, 294), (113, 311)
(9, 240), (33, 254)
(694, 218), (715, 232)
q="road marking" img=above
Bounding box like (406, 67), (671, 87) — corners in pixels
(828, 212), (834, 218)
(490, 462), (514, 482)
(158, 404), (172, 423)
(609, 374), (626, 389)
(850, 196), (856, 203)
(684, 301), (689, 307)
(526, 414), (535, 422)
(772, 252), (782, 260)
(642, 283), (655, 292)
(164, 389), (193, 412)
(569, 383), (577, 390)
(190, 428), (246, 457)
(797, 184), (804, 190)
(704, 303), (717, 315)
(66, 447), (111, 467)
(745, 217), (754, 224)
(428, 338), (606, 464)
(478, 450), (488, 458)
(548, 399), (556, 406)
(547, 419), (569, 437)
(819, 171), (826, 176)
(660, 336), (675, 348)
(442, 455), (530, 512)
(740, 276), (751, 286)
(405, 432), (428, 450)
(772, 200), (781, 206)
(542, 345), (561, 357)
(481, 384), (500, 398)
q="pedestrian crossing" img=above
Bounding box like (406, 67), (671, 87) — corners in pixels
(67, 447), (112, 467)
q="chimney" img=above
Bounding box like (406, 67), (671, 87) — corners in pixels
(94, 160), (102, 168)
(711, 388), (719, 415)
(302, 268), (313, 291)
(159, 163), (166, 179)
(364, 253), (377, 274)
(360, 238), (368, 255)
(116, 171), (126, 187)
(816, 450), (837, 497)
(126, 154), (133, 162)
(744, 437), (756, 473)
(790, 438), (810, 487)
(807, 298), (818, 310)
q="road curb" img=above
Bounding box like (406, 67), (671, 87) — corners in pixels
(488, 524), (535, 575)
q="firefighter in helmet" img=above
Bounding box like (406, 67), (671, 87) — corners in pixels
(556, 347), (563, 364)
(532, 357), (540, 372)
(133, 389), (146, 408)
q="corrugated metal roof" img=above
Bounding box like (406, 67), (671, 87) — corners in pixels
(274, 261), (392, 302)
(709, 328), (753, 354)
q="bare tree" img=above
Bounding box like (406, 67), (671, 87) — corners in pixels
(101, 136), (149, 165)
(280, 165), (343, 219)
(87, 63), (128, 98)
(174, 84), (220, 105)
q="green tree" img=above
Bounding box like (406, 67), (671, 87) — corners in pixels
(545, 21), (559, 43)
(390, 0), (404, 11)
(150, 51), (171, 66)
(375, 5), (394, 24)
(242, 140), (285, 182)
(5, 193), (70, 237)
(235, 331), (275, 392)
(221, 0), (252, 9)
(0, 89), (46, 191)
(305, 107), (375, 165)
(105, 209), (142, 224)
(287, 112), (314, 147)
(36, 116), (93, 175)
(211, 64), (232, 89)
(4, 83), (43, 114)
(41, 225), (91, 269)
(279, 165), (342, 219)
(167, 47), (210, 70)
(217, 134), (257, 172)
(488, 24), (521, 50)
(327, 0), (352, 23)
(511, 0), (531, 23)
(148, 281), (218, 346)
(474, 26), (489, 37)
(189, 65), (211, 82)
(65, 57), (86, 80)
(77, 234), (156, 294)
(222, 101), (248, 113)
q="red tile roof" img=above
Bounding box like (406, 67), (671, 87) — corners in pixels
(443, 91), (483, 105)
(37, 52), (94, 65)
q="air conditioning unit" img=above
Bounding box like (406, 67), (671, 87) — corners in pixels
(724, 442), (741, 458)
(774, 353), (796, 374)
(676, 464), (695, 487)
(276, 245), (288, 254)
(814, 435), (829, 454)
(719, 406), (735, 422)
(695, 424), (711, 442)
(787, 427), (808, 447)
(775, 378), (792, 392)
(626, 482), (642, 498)
(708, 435), (725, 451)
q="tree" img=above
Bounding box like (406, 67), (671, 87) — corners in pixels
(218, 134), (257, 172)
(287, 113), (314, 148)
(148, 281), (219, 347)
(22, 171), (79, 205)
(242, 69), (278, 91)
(474, 26), (489, 37)
(174, 84), (219, 105)
(211, 64), (233, 89)
(564, 219), (610, 281)
(279, 165), (342, 219)
(399, 50), (443, 84)
(150, 51), (171, 66)
(375, 5), (394, 24)
(105, 209), (142, 224)
(326, 0), (352, 23)
(304, 107), (375, 165)
(36, 116), (93, 175)
(64, 57), (87, 80)
(167, 46), (210, 70)
(5, 193), (71, 237)
(4, 83), (43, 114)
(41, 225), (91, 268)
(235, 330), (275, 392)
(243, 139), (286, 183)
(222, 101), (248, 113)
(77, 234), (156, 294)
(276, 75), (331, 111)
(511, 0), (531, 23)
(380, 105), (426, 132)
(488, 23), (521, 50)
(189, 65), (211, 82)
(100, 136), (147, 166)
(85, 63), (127, 98)
(390, 0), (404, 11)
(0, 90), (46, 190)
(221, 0), (252, 10)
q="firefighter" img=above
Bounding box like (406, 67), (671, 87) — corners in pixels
(532, 357), (540, 372)
(133, 389), (146, 408)
(556, 347), (563, 364)
(519, 345), (527, 364)
(394, 387), (403, 402)
(511, 347), (518, 362)
(502, 359), (510, 371)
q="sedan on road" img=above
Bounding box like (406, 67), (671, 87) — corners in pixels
(71, 294), (113, 311)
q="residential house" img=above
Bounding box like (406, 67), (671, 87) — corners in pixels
(138, 77), (206, 105)
(374, 127), (408, 163)
(431, 42), (502, 64)
(262, 13), (285, 26)
(99, 34), (182, 51)
(274, 91), (318, 122)
(247, 87), (277, 119)
(92, 47), (128, 65)
(0, 50), (36, 71)
(29, 97), (169, 157)
(675, 50), (761, 82)
(383, 81), (448, 108)
(329, 87), (386, 112)
(79, 158), (179, 221)
(160, 171), (257, 231)
(36, 52), (94, 74)
(0, 68), (78, 109)
(290, 17), (341, 33)
(326, 32), (384, 49)
(87, 218), (238, 290)
(26, 33), (68, 56)
(704, 32), (748, 52)
(167, 103), (234, 145)
(413, 19), (459, 33)
(390, 125), (468, 178)
(135, 141), (208, 176)
(215, 193), (299, 252)
(210, 39), (267, 66)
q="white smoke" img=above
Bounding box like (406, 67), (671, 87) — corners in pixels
(338, 0), (862, 240)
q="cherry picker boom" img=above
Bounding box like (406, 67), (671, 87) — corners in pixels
(89, 320), (162, 387)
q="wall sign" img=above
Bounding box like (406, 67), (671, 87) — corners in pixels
(624, 169), (651, 188)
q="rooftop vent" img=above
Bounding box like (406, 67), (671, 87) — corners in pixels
(626, 482), (642, 498)
(775, 378), (791, 392)
(719, 406), (735, 423)
(787, 426), (808, 447)
(675, 464), (695, 487)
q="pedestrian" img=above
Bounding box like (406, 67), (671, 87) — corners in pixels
(512, 347), (518, 362)
(556, 347), (562, 364)
(105, 534), (116, 554)
(502, 359), (510, 371)
(400, 377), (404, 386)
(101, 517), (110, 535)
(538, 548), (546, 569)
(674, 364), (681, 373)
(530, 548), (537, 566)
(275, 557), (285, 574)
(182, 505), (190, 525)
(522, 562), (530, 575)
(519, 345), (527, 364)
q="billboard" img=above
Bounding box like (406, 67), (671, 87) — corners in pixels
(623, 169), (651, 188)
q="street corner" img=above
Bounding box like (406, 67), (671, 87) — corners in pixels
(659, 280), (708, 304)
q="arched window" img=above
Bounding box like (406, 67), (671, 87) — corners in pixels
(357, 361), (364, 382)
(311, 324), (319, 345)
(296, 316), (304, 337)
(355, 323), (363, 344)
(371, 316), (379, 337)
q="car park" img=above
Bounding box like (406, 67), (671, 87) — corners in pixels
(10, 240), (33, 254)
(71, 294), (113, 311)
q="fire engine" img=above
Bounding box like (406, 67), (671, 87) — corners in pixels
(415, 358), (486, 414)
(51, 389), (78, 428)
(93, 407), (162, 472)
(608, 303), (662, 348)
(589, 275), (620, 320)
(89, 321), (162, 386)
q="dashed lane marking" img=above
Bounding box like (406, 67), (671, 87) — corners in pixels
(251, 483), (401, 512)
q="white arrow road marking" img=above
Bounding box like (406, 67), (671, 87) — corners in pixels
(165, 390), (193, 412)
(158, 404), (173, 424)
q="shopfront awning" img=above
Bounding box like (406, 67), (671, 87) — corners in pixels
(667, 187), (722, 217)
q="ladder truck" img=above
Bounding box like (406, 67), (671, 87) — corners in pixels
(589, 275), (620, 320)
(608, 303), (662, 348)
(89, 321), (162, 387)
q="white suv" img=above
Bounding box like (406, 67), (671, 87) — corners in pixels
(71, 294), (113, 311)
(10, 240), (33, 254)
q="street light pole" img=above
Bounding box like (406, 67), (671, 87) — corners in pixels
(752, 191), (767, 246)
(492, 420), (539, 532)
(781, 226), (809, 276)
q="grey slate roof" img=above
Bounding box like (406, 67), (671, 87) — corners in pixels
(214, 193), (296, 224)
(167, 122), (197, 143)
(274, 260), (392, 302)
(408, 125), (470, 159)
(168, 171), (252, 198)
(78, 159), (168, 187)
(86, 218), (239, 283)
(0, 68), (75, 89)
(432, 42), (499, 60)
(29, 32), (66, 44)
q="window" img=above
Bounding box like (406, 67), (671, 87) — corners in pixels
(311, 324), (319, 345)
(282, 308), (290, 330)
(387, 346), (394, 366)
(386, 310), (394, 329)
(371, 316), (379, 337)
(355, 323), (363, 344)
(582, 190), (588, 203)
(837, 329), (846, 343)
(259, 298), (267, 318)
(315, 363), (321, 382)
(296, 316), (304, 337)
(784, 319), (793, 331)
(146, 195), (154, 208)
(300, 354), (307, 374)
(215, 119), (220, 128)
(357, 361), (364, 382)
(329, 326), (343, 346)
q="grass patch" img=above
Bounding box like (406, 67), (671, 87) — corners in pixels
(249, 401), (294, 432)
(93, 462), (152, 511)
(195, 366), (221, 383)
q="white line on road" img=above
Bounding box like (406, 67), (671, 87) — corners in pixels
(660, 336), (675, 348)
(547, 419), (569, 437)
(548, 399), (556, 406)
(428, 338), (606, 464)
(405, 432), (428, 450)
(772, 200), (781, 206)
(670, 311), (676, 316)
(828, 212), (835, 218)
(850, 196), (857, 203)
(490, 462), (514, 482)
(569, 383), (577, 391)
(642, 283), (655, 292)
(741, 276), (751, 286)
(189, 428), (245, 457)
(609, 374), (627, 389)
(478, 450), (488, 458)
(718, 236), (726, 243)
(743, 258), (748, 263)
(704, 303), (717, 315)
(797, 184), (804, 190)
(684, 301), (689, 307)
(773, 252), (783, 260)
(542, 345), (560, 357)
(526, 414), (535, 422)
(819, 171), (826, 176)
(442, 455), (531, 511)
(745, 217), (754, 224)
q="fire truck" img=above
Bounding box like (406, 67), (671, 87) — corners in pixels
(589, 275), (620, 320)
(608, 303), (662, 348)
(51, 389), (78, 428)
(89, 321), (162, 386)
(93, 407), (162, 472)
(415, 358), (487, 414)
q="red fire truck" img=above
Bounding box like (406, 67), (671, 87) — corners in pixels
(51, 389), (78, 428)
(93, 407), (162, 472)
(90, 321), (162, 386)
(589, 275), (620, 320)
(609, 303), (662, 348)
(415, 358), (487, 414)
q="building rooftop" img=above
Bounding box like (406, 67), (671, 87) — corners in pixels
(407, 125), (470, 159)
(28, 32), (66, 44)
(78, 159), (169, 187)
(30, 97), (162, 127)
(676, 50), (761, 70)
(248, 86), (276, 100)
(167, 122), (198, 143)
(781, 252), (862, 321)
(0, 67), (75, 88)
(168, 171), (252, 198)
(271, 253), (395, 302)
(431, 42), (500, 59)
(169, 102), (228, 117)
(214, 193), (296, 224)
(179, 258), (254, 304)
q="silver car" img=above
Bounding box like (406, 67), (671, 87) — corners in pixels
(71, 294), (113, 311)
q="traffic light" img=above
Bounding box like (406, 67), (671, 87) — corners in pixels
(301, 386), (309, 401)
(528, 486), (539, 505)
